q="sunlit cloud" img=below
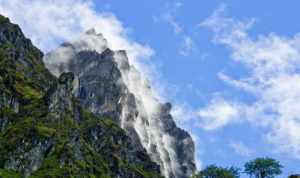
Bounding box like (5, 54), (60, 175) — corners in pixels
(200, 4), (300, 159)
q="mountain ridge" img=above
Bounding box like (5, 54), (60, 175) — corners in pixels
(44, 28), (196, 178)
(0, 14), (164, 178)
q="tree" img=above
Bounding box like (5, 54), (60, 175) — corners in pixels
(288, 175), (300, 178)
(244, 157), (283, 178)
(192, 165), (240, 178)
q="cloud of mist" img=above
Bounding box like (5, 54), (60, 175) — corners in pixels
(199, 4), (300, 159)
(0, 0), (153, 62)
(0, 1), (198, 176)
(114, 52), (190, 177)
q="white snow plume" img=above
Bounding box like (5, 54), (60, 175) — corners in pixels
(0, 0), (154, 66)
(114, 51), (191, 178)
(44, 29), (195, 178)
(44, 29), (108, 76)
(1, 0), (195, 177)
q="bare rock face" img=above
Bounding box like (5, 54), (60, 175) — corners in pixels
(45, 29), (196, 178)
(0, 15), (163, 178)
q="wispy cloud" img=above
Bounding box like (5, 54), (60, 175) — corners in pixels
(0, 0), (153, 64)
(171, 103), (203, 169)
(0, 0), (162, 108)
(164, 13), (183, 34)
(158, 1), (196, 56)
(197, 96), (242, 130)
(230, 141), (253, 157)
(162, 1), (183, 34)
(0, 0), (200, 174)
(179, 36), (194, 56)
(199, 4), (300, 158)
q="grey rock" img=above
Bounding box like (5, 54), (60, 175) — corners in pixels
(45, 31), (196, 178)
(0, 14), (163, 178)
(4, 139), (54, 178)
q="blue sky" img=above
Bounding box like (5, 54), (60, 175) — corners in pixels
(96, 1), (300, 177)
(1, 0), (300, 177)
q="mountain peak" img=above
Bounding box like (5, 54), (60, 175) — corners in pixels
(0, 14), (196, 178)
(0, 14), (163, 178)
(45, 31), (196, 178)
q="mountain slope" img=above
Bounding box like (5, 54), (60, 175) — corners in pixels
(0, 15), (163, 178)
(45, 29), (196, 178)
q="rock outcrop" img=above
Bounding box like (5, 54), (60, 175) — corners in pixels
(0, 15), (163, 178)
(45, 29), (196, 178)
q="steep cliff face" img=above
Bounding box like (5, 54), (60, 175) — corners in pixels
(0, 15), (163, 178)
(45, 29), (196, 178)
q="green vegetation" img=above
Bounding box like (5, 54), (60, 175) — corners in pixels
(0, 14), (162, 178)
(244, 157), (283, 178)
(192, 157), (285, 178)
(128, 164), (163, 178)
(289, 175), (300, 178)
(36, 125), (56, 138)
(192, 165), (240, 178)
(0, 169), (21, 178)
(0, 15), (8, 24)
(15, 84), (43, 101)
(29, 139), (111, 178)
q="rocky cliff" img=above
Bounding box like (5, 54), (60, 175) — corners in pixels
(45, 29), (196, 178)
(0, 15), (163, 178)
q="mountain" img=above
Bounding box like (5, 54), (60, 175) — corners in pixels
(0, 15), (163, 178)
(44, 29), (196, 178)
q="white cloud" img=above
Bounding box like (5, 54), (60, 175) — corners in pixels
(164, 13), (183, 34)
(200, 4), (300, 158)
(197, 97), (241, 130)
(171, 104), (195, 125)
(171, 104), (203, 170)
(0, 0), (163, 125)
(0, 0), (153, 64)
(230, 141), (253, 157)
(159, 1), (196, 56)
(179, 36), (194, 56)
(189, 133), (203, 170)
(163, 1), (183, 34)
(0, 0), (198, 176)
(0, 0), (181, 107)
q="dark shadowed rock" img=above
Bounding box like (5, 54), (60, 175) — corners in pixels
(45, 29), (196, 178)
(0, 14), (163, 178)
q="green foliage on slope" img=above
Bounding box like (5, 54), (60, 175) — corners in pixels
(0, 14), (163, 178)
(192, 165), (240, 178)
